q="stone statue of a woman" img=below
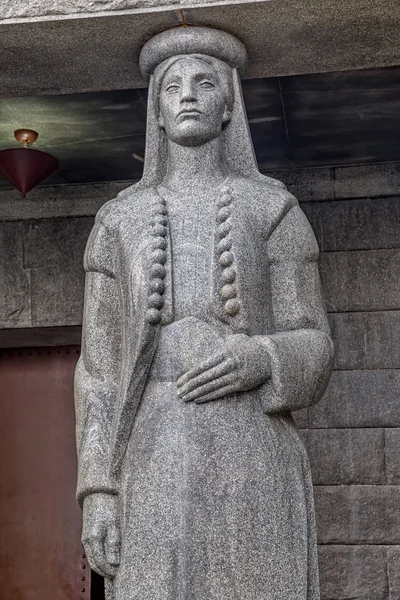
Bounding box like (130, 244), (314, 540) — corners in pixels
(75, 26), (333, 600)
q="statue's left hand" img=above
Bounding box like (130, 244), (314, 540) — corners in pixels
(177, 334), (271, 403)
(82, 493), (120, 579)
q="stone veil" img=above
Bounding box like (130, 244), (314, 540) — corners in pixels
(75, 25), (334, 600)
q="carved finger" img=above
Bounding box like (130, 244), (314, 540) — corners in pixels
(181, 372), (236, 403)
(177, 358), (235, 398)
(84, 535), (117, 579)
(177, 352), (225, 387)
(106, 524), (121, 567)
(194, 384), (237, 404)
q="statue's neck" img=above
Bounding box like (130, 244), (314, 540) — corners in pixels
(162, 137), (228, 192)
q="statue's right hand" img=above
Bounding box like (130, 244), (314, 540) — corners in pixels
(82, 493), (120, 579)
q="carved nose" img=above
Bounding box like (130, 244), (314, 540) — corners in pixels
(180, 82), (196, 102)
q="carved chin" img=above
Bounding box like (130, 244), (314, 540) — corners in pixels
(168, 122), (221, 147)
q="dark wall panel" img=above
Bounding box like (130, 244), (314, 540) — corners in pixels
(0, 347), (89, 600)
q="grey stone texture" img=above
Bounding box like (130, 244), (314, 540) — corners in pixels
(24, 218), (93, 270)
(315, 486), (400, 544)
(0, 11), (182, 97)
(0, 0), (178, 20)
(302, 196), (400, 252)
(329, 311), (400, 370)
(75, 28), (333, 600)
(182, 0), (400, 76)
(0, 183), (127, 222)
(0, 222), (30, 328)
(24, 217), (93, 327)
(320, 249), (400, 313)
(30, 263), (84, 327)
(301, 429), (385, 485)
(385, 429), (400, 485)
(292, 408), (308, 429)
(0, 217), (89, 332)
(269, 168), (334, 203)
(26, 218), (92, 327)
(1, 0), (400, 96)
(334, 161), (400, 199)
(2, 162), (400, 224)
(318, 545), (389, 600)
(271, 161), (400, 203)
(387, 547), (400, 600)
(308, 370), (400, 429)
(282, 162), (400, 203)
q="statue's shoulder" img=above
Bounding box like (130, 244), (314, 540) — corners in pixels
(95, 184), (157, 229)
(231, 175), (298, 228)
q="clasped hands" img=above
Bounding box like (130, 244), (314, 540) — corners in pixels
(82, 334), (271, 579)
(177, 333), (271, 403)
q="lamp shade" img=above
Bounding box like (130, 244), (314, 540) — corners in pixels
(0, 148), (60, 196)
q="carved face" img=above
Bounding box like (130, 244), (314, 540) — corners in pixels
(158, 57), (231, 147)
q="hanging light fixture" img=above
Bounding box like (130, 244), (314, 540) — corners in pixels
(0, 129), (60, 196)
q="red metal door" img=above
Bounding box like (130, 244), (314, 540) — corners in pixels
(0, 347), (90, 600)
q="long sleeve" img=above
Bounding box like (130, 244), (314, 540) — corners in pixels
(74, 209), (121, 505)
(256, 205), (334, 414)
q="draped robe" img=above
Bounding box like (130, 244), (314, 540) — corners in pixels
(75, 174), (333, 599)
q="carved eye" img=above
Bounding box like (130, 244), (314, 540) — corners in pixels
(165, 84), (180, 94)
(199, 80), (215, 90)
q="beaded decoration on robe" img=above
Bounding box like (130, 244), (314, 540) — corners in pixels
(146, 196), (168, 325)
(145, 183), (240, 324)
(217, 185), (240, 317)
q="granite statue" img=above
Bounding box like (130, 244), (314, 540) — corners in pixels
(75, 26), (334, 600)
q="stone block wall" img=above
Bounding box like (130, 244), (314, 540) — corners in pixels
(298, 170), (400, 599)
(0, 162), (399, 598)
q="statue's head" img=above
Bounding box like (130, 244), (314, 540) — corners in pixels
(135, 27), (285, 189)
(155, 55), (233, 147)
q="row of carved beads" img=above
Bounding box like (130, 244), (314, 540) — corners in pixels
(146, 198), (168, 325)
(217, 186), (240, 317)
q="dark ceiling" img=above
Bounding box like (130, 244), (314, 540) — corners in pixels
(1, 65), (400, 189)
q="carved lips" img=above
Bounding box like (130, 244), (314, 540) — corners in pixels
(176, 108), (203, 122)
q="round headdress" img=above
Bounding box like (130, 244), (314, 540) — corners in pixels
(139, 26), (248, 80)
